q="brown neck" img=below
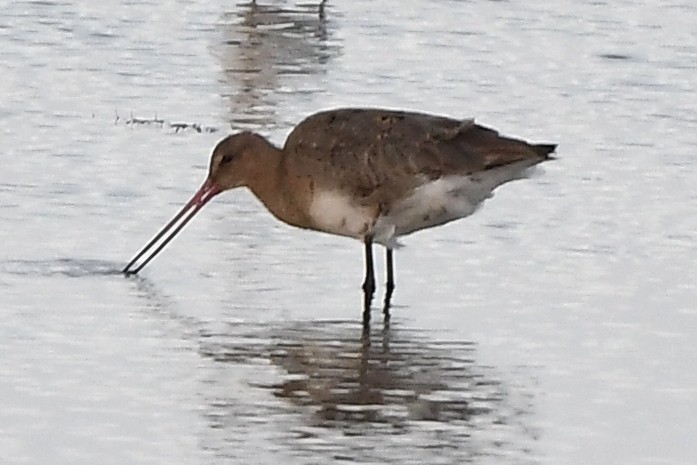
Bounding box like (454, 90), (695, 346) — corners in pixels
(244, 138), (307, 228)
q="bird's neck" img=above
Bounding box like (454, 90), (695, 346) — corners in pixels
(244, 140), (308, 228)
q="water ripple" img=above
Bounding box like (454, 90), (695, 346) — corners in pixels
(2, 258), (123, 277)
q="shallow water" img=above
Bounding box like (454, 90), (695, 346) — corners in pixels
(2, 1), (697, 464)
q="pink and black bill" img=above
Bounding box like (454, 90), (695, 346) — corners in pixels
(122, 180), (220, 275)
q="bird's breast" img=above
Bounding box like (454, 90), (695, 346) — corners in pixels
(308, 190), (375, 239)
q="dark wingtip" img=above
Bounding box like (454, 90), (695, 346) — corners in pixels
(534, 143), (557, 159)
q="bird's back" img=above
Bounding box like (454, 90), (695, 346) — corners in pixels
(282, 108), (555, 202)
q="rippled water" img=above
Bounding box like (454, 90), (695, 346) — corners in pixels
(2, 1), (696, 464)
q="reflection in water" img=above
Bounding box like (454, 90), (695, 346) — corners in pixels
(198, 320), (539, 463)
(270, 321), (479, 425)
(128, 281), (538, 462)
(130, 276), (211, 343)
(215, 1), (341, 128)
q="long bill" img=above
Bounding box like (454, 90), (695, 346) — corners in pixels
(122, 179), (221, 275)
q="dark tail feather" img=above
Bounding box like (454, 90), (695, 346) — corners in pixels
(533, 143), (557, 159)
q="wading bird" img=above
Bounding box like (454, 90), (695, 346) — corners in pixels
(123, 108), (556, 320)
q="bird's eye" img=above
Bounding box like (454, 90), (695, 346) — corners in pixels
(220, 153), (234, 165)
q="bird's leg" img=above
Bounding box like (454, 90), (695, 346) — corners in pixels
(362, 236), (376, 295)
(383, 248), (395, 317)
(362, 236), (376, 324)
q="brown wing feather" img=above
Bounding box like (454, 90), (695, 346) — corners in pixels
(282, 108), (554, 202)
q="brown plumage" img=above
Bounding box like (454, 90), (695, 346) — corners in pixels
(123, 107), (556, 318)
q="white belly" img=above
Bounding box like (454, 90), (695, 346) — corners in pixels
(373, 161), (538, 247)
(308, 160), (537, 248)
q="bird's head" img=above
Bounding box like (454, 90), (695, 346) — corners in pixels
(207, 131), (269, 192)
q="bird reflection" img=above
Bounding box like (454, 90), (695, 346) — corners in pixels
(199, 320), (534, 437)
(197, 320), (538, 461)
(216, 1), (340, 128)
(127, 283), (539, 462)
(268, 321), (495, 426)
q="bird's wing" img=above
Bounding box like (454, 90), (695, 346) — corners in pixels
(283, 108), (554, 203)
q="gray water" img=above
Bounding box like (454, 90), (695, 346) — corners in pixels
(2, 1), (696, 464)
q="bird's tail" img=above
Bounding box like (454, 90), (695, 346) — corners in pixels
(533, 143), (558, 159)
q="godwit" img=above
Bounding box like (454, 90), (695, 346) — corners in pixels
(123, 108), (556, 317)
